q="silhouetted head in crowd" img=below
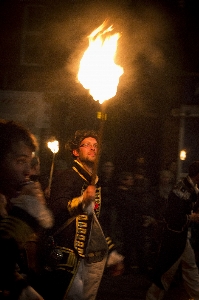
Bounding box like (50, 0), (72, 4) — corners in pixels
(118, 171), (134, 190)
(0, 119), (37, 198)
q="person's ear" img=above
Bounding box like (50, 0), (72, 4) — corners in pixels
(73, 149), (79, 157)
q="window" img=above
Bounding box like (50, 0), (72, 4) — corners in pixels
(20, 5), (46, 66)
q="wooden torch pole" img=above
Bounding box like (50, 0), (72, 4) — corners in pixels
(91, 103), (107, 185)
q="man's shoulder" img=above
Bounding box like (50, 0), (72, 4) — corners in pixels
(51, 166), (85, 191)
(61, 167), (74, 175)
(54, 167), (76, 180)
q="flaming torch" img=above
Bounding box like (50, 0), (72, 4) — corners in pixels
(47, 139), (59, 195)
(78, 21), (124, 184)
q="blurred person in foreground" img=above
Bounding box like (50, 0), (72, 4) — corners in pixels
(146, 161), (199, 300)
(46, 129), (123, 300)
(0, 119), (53, 300)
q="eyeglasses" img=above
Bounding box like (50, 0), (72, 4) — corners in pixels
(80, 143), (98, 149)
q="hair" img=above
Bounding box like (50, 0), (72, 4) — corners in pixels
(67, 129), (99, 158)
(0, 119), (38, 162)
(188, 161), (199, 177)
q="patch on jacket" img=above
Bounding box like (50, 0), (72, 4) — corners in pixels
(173, 187), (191, 200)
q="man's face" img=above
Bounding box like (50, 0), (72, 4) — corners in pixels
(73, 137), (98, 165)
(0, 141), (33, 197)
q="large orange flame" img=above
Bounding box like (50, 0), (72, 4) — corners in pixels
(78, 22), (124, 104)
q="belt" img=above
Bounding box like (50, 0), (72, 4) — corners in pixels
(85, 249), (107, 263)
(55, 247), (78, 274)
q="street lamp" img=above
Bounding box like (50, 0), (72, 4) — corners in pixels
(180, 149), (186, 161)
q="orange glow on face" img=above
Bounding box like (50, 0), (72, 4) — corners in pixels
(78, 22), (124, 104)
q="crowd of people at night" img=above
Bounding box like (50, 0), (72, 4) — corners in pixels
(1, 118), (199, 300)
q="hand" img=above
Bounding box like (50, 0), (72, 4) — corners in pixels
(106, 250), (124, 276)
(82, 185), (96, 207)
(20, 181), (45, 204)
(106, 250), (124, 267)
(189, 213), (199, 223)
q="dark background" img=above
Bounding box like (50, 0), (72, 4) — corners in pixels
(0, 0), (199, 184)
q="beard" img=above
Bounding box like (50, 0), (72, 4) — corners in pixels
(77, 153), (97, 174)
(81, 158), (95, 168)
(79, 152), (96, 164)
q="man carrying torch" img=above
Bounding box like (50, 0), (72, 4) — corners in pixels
(46, 129), (123, 300)
(43, 20), (124, 300)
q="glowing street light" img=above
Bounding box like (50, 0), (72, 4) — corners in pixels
(180, 149), (186, 161)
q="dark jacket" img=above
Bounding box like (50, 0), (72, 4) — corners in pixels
(153, 176), (199, 289)
(0, 201), (53, 299)
(44, 160), (115, 300)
